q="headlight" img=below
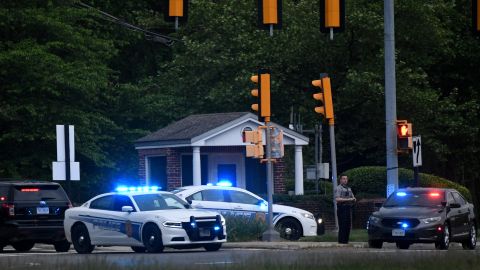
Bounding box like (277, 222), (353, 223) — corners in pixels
(317, 218), (323, 224)
(369, 216), (381, 224)
(301, 213), (315, 220)
(421, 217), (442, 224)
(162, 221), (182, 228)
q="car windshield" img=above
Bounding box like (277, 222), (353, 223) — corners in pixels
(133, 193), (188, 211)
(384, 191), (445, 207)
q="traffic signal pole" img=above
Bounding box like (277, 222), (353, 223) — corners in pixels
(384, 0), (398, 197)
(262, 117), (279, 241)
(328, 119), (339, 231)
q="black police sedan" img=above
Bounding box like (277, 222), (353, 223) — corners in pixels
(367, 188), (476, 250)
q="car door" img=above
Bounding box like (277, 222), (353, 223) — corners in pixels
(446, 191), (460, 236)
(452, 192), (470, 236)
(112, 195), (139, 245)
(187, 189), (231, 216)
(88, 195), (116, 245)
(226, 190), (265, 218)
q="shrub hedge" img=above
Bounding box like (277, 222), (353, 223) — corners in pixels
(342, 166), (472, 201)
(224, 213), (268, 242)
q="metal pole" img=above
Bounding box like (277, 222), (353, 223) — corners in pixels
(64, 125), (71, 197)
(329, 121), (338, 230)
(315, 124), (319, 194)
(263, 120), (280, 241)
(384, 0), (398, 198)
(269, 24), (273, 37)
(414, 166), (419, 187)
(175, 17), (179, 31)
(319, 124), (325, 195)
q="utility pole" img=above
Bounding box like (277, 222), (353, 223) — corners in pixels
(384, 0), (398, 197)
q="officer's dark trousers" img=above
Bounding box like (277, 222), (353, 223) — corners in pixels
(337, 204), (352, 244)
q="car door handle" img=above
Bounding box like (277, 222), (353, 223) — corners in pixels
(196, 204), (204, 208)
(234, 206), (243, 210)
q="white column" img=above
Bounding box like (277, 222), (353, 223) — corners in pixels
(192, 146), (201, 186)
(294, 145), (304, 195)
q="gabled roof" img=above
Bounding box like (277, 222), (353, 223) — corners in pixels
(136, 112), (250, 143)
(135, 112), (309, 149)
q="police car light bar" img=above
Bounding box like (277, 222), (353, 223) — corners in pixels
(115, 186), (160, 192)
(396, 192), (407, 197)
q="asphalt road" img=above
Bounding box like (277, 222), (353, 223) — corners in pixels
(0, 243), (479, 269)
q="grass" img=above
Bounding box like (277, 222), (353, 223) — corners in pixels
(299, 229), (368, 242)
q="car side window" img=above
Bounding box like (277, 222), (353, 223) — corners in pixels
(113, 195), (135, 212)
(187, 191), (203, 201)
(452, 192), (466, 205)
(446, 192), (456, 205)
(90, 195), (115, 211)
(201, 189), (226, 202)
(228, 190), (259, 205)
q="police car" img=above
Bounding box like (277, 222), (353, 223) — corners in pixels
(173, 185), (320, 240)
(64, 187), (226, 254)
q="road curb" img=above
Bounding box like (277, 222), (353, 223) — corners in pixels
(223, 242), (368, 250)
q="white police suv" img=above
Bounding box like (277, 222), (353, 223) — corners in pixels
(64, 187), (226, 254)
(173, 185), (319, 240)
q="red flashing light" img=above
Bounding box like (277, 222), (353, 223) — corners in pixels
(0, 196), (6, 201)
(21, 188), (39, 192)
(437, 226), (442, 231)
(429, 192), (440, 197)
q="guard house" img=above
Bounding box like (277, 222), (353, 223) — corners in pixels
(134, 112), (308, 195)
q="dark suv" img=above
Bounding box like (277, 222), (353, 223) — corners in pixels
(0, 181), (71, 252)
(367, 188), (477, 250)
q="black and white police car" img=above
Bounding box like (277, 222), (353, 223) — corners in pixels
(173, 184), (320, 240)
(64, 186), (226, 254)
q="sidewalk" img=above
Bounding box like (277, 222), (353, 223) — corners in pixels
(223, 241), (368, 250)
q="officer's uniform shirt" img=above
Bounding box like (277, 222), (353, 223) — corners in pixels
(335, 184), (354, 205)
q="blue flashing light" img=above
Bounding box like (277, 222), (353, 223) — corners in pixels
(396, 192), (407, 197)
(129, 187), (136, 192)
(116, 186), (162, 193)
(402, 223), (409, 228)
(190, 222), (196, 228)
(214, 226), (220, 231)
(150, 186), (159, 191)
(216, 180), (233, 187)
(116, 186), (129, 192)
(206, 183), (214, 186)
(259, 201), (268, 210)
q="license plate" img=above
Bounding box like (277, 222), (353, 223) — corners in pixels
(392, 229), (405, 237)
(36, 207), (49, 215)
(199, 228), (211, 237)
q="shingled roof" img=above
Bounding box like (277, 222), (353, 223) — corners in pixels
(136, 112), (251, 143)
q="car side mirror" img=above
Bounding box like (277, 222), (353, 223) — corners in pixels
(449, 203), (461, 209)
(186, 198), (192, 205)
(122, 206), (134, 213)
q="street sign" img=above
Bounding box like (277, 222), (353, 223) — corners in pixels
(412, 136), (422, 167)
(53, 125), (80, 181)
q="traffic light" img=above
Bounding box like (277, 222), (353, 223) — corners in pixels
(163, 0), (188, 23)
(319, 0), (345, 33)
(396, 120), (413, 153)
(257, 0), (283, 30)
(250, 69), (271, 122)
(474, 0), (480, 34)
(243, 129), (264, 158)
(312, 74), (334, 121)
(270, 126), (284, 159)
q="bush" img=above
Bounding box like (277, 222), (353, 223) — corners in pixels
(285, 179), (334, 196)
(342, 166), (472, 201)
(224, 213), (267, 242)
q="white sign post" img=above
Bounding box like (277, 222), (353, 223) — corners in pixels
(53, 125), (80, 181)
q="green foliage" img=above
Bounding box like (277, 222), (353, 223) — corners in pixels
(224, 214), (267, 242)
(343, 166), (472, 201)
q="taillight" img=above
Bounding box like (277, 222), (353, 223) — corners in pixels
(2, 203), (14, 216)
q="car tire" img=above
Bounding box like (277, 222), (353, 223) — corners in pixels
(53, 239), (71, 252)
(11, 241), (35, 252)
(396, 242), (410, 249)
(368, 240), (383, 249)
(435, 224), (450, 250)
(71, 223), (95, 254)
(131, 246), (146, 253)
(462, 223), (477, 250)
(204, 243), (222, 252)
(142, 224), (164, 253)
(275, 217), (303, 241)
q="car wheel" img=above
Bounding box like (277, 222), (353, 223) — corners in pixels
(204, 243), (222, 252)
(131, 246), (146, 253)
(53, 239), (71, 252)
(368, 240), (383, 249)
(462, 223), (477, 250)
(142, 224), (164, 253)
(396, 242), (410, 249)
(11, 241), (35, 252)
(275, 218), (303, 241)
(435, 224), (450, 250)
(71, 223), (95, 254)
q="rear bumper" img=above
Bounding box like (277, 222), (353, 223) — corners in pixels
(368, 223), (443, 243)
(0, 221), (66, 243)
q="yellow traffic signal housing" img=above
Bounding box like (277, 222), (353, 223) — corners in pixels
(169, 0), (183, 17)
(250, 69), (271, 122)
(257, 0), (283, 30)
(164, 0), (188, 23)
(396, 120), (413, 153)
(312, 74), (334, 120)
(474, 0), (480, 33)
(319, 0), (345, 33)
(244, 129), (264, 158)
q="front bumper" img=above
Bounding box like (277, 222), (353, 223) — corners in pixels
(161, 215), (227, 247)
(302, 218), (319, 237)
(368, 222), (444, 243)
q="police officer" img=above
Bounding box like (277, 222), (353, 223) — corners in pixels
(335, 175), (356, 244)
